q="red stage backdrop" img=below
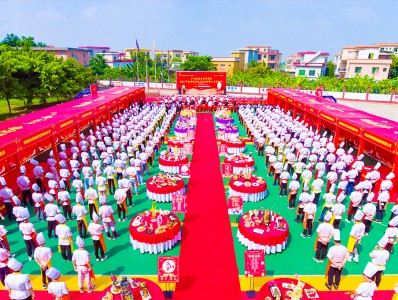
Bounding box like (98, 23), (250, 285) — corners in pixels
(176, 71), (226, 91)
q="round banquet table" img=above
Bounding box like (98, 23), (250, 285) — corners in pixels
(218, 127), (239, 138)
(158, 155), (189, 174)
(222, 140), (246, 154)
(224, 155), (255, 174)
(216, 117), (234, 127)
(229, 176), (267, 202)
(99, 277), (165, 300)
(237, 212), (289, 254)
(258, 278), (319, 300)
(146, 176), (185, 202)
(174, 127), (189, 138)
(130, 212), (181, 254)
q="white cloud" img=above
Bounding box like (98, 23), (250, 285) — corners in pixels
(36, 8), (61, 20)
(80, 6), (98, 19)
(341, 6), (377, 22)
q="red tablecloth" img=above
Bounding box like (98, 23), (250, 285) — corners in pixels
(99, 278), (165, 300)
(167, 140), (184, 148)
(159, 155), (189, 167)
(238, 212), (289, 247)
(146, 176), (185, 194)
(258, 278), (319, 300)
(130, 211), (181, 244)
(224, 156), (255, 168)
(222, 140), (246, 149)
(229, 176), (267, 194)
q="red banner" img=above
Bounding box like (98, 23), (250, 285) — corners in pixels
(158, 256), (179, 283)
(218, 131), (225, 140)
(187, 129), (195, 139)
(227, 196), (243, 215)
(179, 163), (191, 178)
(90, 84), (98, 95)
(244, 250), (265, 277)
(183, 142), (193, 155)
(222, 163), (233, 178)
(219, 143), (228, 156)
(176, 71), (226, 91)
(172, 194), (187, 213)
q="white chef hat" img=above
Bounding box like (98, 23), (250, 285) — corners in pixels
(76, 236), (85, 247)
(20, 207), (30, 220)
(0, 177), (6, 186)
(60, 144), (66, 151)
(36, 232), (46, 246)
(374, 162), (381, 170)
(348, 148), (353, 154)
(32, 183), (40, 192)
(99, 196), (107, 204)
(7, 258), (23, 272)
(292, 173), (297, 180)
(324, 211), (332, 222)
(44, 193), (54, 202)
(354, 210), (364, 221)
(47, 158), (56, 167)
(80, 133), (85, 140)
(367, 192), (375, 202)
(92, 211), (99, 222)
(20, 165), (26, 174)
(71, 139), (76, 146)
(55, 214), (66, 224)
(73, 171), (80, 178)
(339, 142), (344, 148)
(357, 154), (364, 160)
(59, 160), (67, 168)
(386, 172), (395, 180)
(45, 172), (54, 179)
(46, 267), (61, 280)
(59, 180), (66, 189)
(333, 229), (341, 242)
(88, 177), (94, 186)
(30, 158), (39, 165)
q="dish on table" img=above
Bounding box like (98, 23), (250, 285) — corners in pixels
(234, 181), (243, 187)
(132, 220), (141, 227)
(137, 226), (146, 232)
(244, 182), (251, 187)
(305, 288), (319, 298)
(252, 183), (259, 186)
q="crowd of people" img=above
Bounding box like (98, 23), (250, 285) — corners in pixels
(239, 104), (397, 298)
(0, 101), (178, 298)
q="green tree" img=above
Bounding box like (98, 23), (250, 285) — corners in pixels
(1, 33), (21, 47)
(0, 46), (17, 113)
(89, 54), (109, 76)
(180, 55), (216, 71)
(325, 61), (335, 77)
(389, 54), (398, 79)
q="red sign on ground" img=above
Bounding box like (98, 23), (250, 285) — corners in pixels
(176, 71), (226, 91)
(158, 256), (179, 283)
(244, 250), (265, 277)
(222, 163), (233, 178)
(219, 143), (228, 156)
(172, 194), (187, 213)
(227, 196), (243, 215)
(187, 129), (195, 139)
(183, 142), (193, 155)
(179, 163), (191, 178)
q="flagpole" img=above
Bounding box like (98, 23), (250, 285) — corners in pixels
(154, 38), (158, 93)
(145, 31), (148, 93)
(135, 37), (140, 83)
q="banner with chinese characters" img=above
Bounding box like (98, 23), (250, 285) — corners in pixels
(179, 163), (191, 178)
(183, 142), (193, 155)
(227, 196), (243, 215)
(90, 84), (98, 95)
(222, 163), (233, 178)
(176, 71), (226, 91)
(244, 250), (265, 277)
(219, 143), (228, 156)
(218, 131), (225, 141)
(187, 129), (195, 139)
(158, 256), (179, 283)
(172, 194), (187, 213)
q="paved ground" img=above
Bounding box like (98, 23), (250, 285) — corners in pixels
(149, 89), (398, 122)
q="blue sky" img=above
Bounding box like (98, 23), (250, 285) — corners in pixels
(0, 0), (397, 60)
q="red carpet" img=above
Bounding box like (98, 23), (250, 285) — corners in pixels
(174, 113), (241, 300)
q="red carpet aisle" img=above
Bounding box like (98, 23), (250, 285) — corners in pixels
(174, 114), (241, 300)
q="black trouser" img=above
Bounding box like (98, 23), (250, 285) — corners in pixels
(274, 173), (281, 185)
(303, 219), (313, 236)
(40, 266), (51, 285)
(347, 206), (359, 221)
(116, 173), (122, 182)
(258, 145), (264, 156)
(89, 203), (97, 221)
(93, 240), (105, 259)
(287, 163), (293, 175)
(62, 205), (72, 220)
(315, 241), (329, 260)
(126, 190), (132, 206)
(313, 193), (321, 206)
(279, 182), (288, 196)
(22, 189), (34, 206)
(364, 219), (372, 233)
(61, 179), (70, 193)
(372, 270), (383, 287)
(265, 156), (269, 166)
(148, 155), (153, 167)
(47, 220), (57, 238)
(288, 193), (297, 208)
(24, 239), (37, 257)
(35, 177), (46, 193)
(0, 265), (10, 286)
(107, 179), (115, 194)
(296, 207), (304, 222)
(328, 266), (342, 286)
(268, 165), (274, 176)
(4, 202), (13, 220)
(117, 204), (126, 220)
(333, 218), (342, 229)
(77, 220), (87, 238)
(60, 245), (72, 261)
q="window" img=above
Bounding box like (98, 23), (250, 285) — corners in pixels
(394, 48), (398, 52)
(113, 56), (117, 60)
(84, 60), (86, 65)
(176, 54), (180, 58)
(381, 48), (385, 51)
(355, 67), (362, 73)
(383, 68), (387, 72)
(309, 70), (316, 76)
(368, 53), (374, 59)
(270, 55), (275, 60)
(372, 67), (379, 74)
(220, 64), (226, 70)
(298, 70), (305, 76)
(263, 54), (267, 58)
(83, 53), (86, 58)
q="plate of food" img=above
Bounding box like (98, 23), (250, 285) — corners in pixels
(252, 182), (259, 186)
(137, 226), (146, 232)
(282, 283), (295, 289)
(305, 288), (319, 298)
(234, 181), (243, 187)
(161, 183), (168, 187)
(146, 228), (154, 234)
(269, 286), (282, 298)
(132, 219), (141, 227)
(244, 182), (251, 187)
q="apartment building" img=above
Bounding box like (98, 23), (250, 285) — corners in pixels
(32, 47), (93, 67)
(211, 51), (245, 76)
(294, 51), (329, 79)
